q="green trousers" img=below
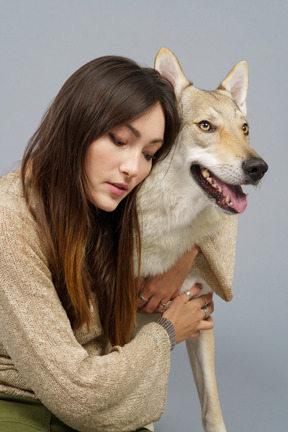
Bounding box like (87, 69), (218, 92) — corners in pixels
(0, 393), (149, 432)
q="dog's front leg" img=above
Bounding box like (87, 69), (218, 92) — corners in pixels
(186, 329), (226, 432)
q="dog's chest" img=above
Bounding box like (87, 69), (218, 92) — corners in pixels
(135, 151), (221, 276)
(137, 203), (221, 276)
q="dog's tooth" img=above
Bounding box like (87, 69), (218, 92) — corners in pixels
(226, 195), (234, 206)
(211, 181), (222, 192)
(206, 177), (212, 184)
(201, 168), (210, 178)
(212, 182), (220, 191)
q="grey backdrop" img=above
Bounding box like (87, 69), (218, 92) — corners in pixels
(1, 1), (287, 431)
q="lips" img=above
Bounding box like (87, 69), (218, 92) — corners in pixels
(107, 182), (129, 197)
(191, 165), (247, 214)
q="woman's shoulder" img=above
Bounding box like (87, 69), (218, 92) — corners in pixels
(0, 170), (33, 224)
(0, 170), (48, 260)
(0, 169), (23, 198)
(0, 169), (25, 205)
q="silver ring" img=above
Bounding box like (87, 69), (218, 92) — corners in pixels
(160, 300), (173, 310)
(203, 307), (210, 319)
(139, 293), (149, 303)
(185, 291), (193, 301)
(202, 295), (208, 307)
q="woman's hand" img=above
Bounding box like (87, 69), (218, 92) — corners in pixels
(137, 246), (200, 313)
(163, 286), (214, 343)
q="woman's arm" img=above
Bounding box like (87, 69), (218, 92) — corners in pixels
(137, 246), (200, 313)
(0, 207), (171, 432)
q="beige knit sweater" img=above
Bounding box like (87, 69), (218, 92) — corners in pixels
(0, 171), (238, 432)
(0, 171), (171, 432)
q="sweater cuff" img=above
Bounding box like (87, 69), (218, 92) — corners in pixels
(156, 317), (176, 351)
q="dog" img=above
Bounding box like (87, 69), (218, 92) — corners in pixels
(135, 48), (268, 432)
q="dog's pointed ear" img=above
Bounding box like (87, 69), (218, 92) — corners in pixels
(219, 61), (248, 115)
(155, 47), (190, 98)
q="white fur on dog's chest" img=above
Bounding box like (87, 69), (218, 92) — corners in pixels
(136, 159), (222, 276)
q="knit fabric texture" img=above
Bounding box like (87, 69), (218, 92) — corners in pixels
(0, 171), (171, 432)
(0, 170), (238, 431)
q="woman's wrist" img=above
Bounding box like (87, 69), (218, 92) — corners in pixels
(156, 317), (176, 351)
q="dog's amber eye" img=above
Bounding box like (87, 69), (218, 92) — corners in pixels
(199, 121), (212, 132)
(242, 123), (249, 135)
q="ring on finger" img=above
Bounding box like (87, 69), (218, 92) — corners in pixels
(184, 290), (193, 301)
(203, 307), (210, 319)
(160, 300), (173, 310)
(202, 295), (208, 307)
(139, 293), (150, 303)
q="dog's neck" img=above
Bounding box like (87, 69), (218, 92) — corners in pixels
(136, 144), (222, 276)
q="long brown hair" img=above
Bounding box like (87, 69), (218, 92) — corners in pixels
(21, 55), (180, 346)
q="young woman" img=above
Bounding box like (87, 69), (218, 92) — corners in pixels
(0, 55), (214, 432)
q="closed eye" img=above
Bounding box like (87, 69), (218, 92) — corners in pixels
(109, 133), (126, 146)
(143, 153), (157, 161)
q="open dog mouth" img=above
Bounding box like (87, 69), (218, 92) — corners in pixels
(191, 165), (247, 214)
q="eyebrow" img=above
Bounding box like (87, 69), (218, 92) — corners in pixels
(126, 124), (164, 144)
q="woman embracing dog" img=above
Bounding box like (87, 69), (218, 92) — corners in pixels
(0, 55), (215, 432)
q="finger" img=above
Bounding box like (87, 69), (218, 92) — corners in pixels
(137, 276), (168, 310)
(191, 317), (214, 335)
(155, 297), (174, 313)
(209, 299), (214, 314)
(137, 287), (166, 313)
(201, 294), (209, 307)
(137, 277), (145, 291)
(193, 292), (213, 308)
(142, 295), (165, 313)
(199, 316), (214, 330)
(201, 303), (214, 320)
(137, 292), (150, 309)
(181, 284), (202, 302)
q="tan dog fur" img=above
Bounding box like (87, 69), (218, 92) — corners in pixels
(135, 48), (268, 432)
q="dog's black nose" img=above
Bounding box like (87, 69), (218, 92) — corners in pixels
(242, 158), (268, 182)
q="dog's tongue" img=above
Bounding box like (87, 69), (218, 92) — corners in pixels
(211, 173), (247, 213)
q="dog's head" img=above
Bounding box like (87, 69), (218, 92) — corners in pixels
(155, 48), (268, 215)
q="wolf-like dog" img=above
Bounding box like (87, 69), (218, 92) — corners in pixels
(135, 48), (268, 432)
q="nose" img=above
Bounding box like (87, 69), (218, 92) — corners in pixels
(120, 154), (141, 178)
(242, 158), (268, 183)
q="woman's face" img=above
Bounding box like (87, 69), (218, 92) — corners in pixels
(85, 103), (165, 212)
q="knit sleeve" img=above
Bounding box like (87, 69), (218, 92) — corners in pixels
(0, 207), (171, 432)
